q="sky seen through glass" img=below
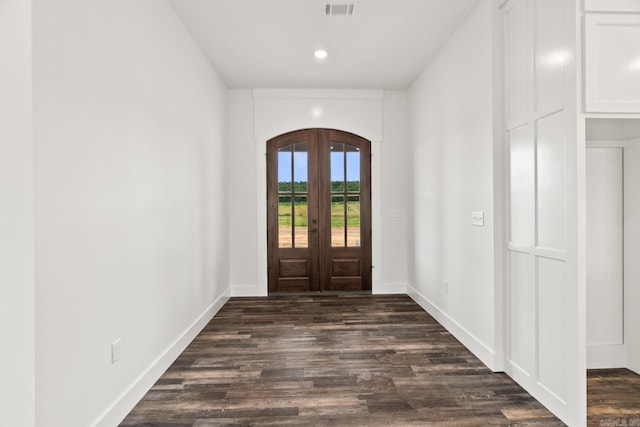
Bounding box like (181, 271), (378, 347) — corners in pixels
(278, 152), (360, 183)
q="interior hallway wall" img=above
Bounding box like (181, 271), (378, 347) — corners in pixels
(0, 0), (35, 425)
(407, 0), (500, 369)
(625, 143), (640, 375)
(32, 1), (230, 425)
(227, 90), (409, 296)
(381, 91), (410, 288)
(227, 90), (259, 293)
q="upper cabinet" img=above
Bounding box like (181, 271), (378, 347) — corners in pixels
(584, 0), (640, 13)
(584, 5), (640, 113)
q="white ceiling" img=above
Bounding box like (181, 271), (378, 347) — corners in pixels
(169, 0), (481, 89)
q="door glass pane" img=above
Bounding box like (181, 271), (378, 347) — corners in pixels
(293, 142), (308, 193)
(347, 195), (360, 247)
(278, 195), (292, 248)
(346, 145), (360, 193)
(331, 195), (345, 247)
(294, 195), (308, 248)
(278, 146), (292, 193)
(331, 142), (345, 192)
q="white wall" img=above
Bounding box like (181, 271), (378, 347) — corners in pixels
(0, 1), (35, 426)
(407, 0), (499, 369)
(586, 148), (625, 368)
(381, 92), (409, 289)
(228, 90), (259, 295)
(227, 89), (409, 296)
(625, 142), (640, 375)
(32, 1), (229, 425)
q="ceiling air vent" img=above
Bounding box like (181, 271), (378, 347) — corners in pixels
(325, 3), (355, 16)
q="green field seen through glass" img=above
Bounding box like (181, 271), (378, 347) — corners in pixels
(279, 201), (360, 227)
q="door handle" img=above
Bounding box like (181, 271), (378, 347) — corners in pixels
(309, 228), (318, 233)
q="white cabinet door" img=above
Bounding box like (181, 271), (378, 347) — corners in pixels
(585, 14), (640, 113)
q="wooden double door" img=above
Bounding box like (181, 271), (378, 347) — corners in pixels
(267, 129), (372, 293)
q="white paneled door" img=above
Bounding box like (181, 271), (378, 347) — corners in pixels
(501, 0), (585, 425)
(586, 148), (625, 369)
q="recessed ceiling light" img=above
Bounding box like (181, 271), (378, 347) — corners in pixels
(314, 49), (328, 59)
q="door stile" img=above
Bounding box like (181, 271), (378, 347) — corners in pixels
(318, 130), (331, 291)
(320, 129), (372, 291)
(307, 132), (320, 291)
(267, 129), (320, 292)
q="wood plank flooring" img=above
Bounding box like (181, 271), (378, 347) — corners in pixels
(120, 294), (564, 426)
(587, 368), (640, 427)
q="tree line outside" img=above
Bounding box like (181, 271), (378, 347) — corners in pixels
(278, 181), (360, 193)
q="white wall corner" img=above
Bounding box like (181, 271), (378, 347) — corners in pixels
(255, 141), (268, 296)
(407, 285), (502, 372)
(587, 344), (627, 369)
(0, 1), (35, 425)
(371, 140), (383, 293)
(492, 0), (507, 376)
(231, 284), (267, 297)
(374, 283), (408, 295)
(92, 290), (230, 427)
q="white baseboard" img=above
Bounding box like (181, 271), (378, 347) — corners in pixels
(91, 290), (230, 427)
(587, 344), (627, 369)
(231, 284), (267, 297)
(374, 282), (407, 295)
(407, 284), (501, 372)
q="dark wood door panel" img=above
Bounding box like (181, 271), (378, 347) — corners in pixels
(277, 278), (312, 292)
(275, 257), (313, 291)
(328, 277), (362, 291)
(331, 258), (360, 277)
(267, 130), (319, 293)
(267, 129), (371, 293)
(319, 129), (371, 291)
(279, 259), (310, 277)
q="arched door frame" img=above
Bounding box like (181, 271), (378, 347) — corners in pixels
(254, 132), (382, 296)
(243, 88), (385, 297)
(266, 128), (372, 293)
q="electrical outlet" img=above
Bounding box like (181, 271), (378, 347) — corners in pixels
(389, 208), (401, 218)
(111, 338), (122, 364)
(442, 280), (449, 294)
(471, 211), (484, 226)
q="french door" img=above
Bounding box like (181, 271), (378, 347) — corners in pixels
(267, 129), (372, 293)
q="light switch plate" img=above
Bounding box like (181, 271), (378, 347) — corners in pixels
(112, 338), (122, 364)
(471, 211), (484, 226)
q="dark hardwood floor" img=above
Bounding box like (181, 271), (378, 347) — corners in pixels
(121, 294), (565, 426)
(587, 368), (640, 427)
